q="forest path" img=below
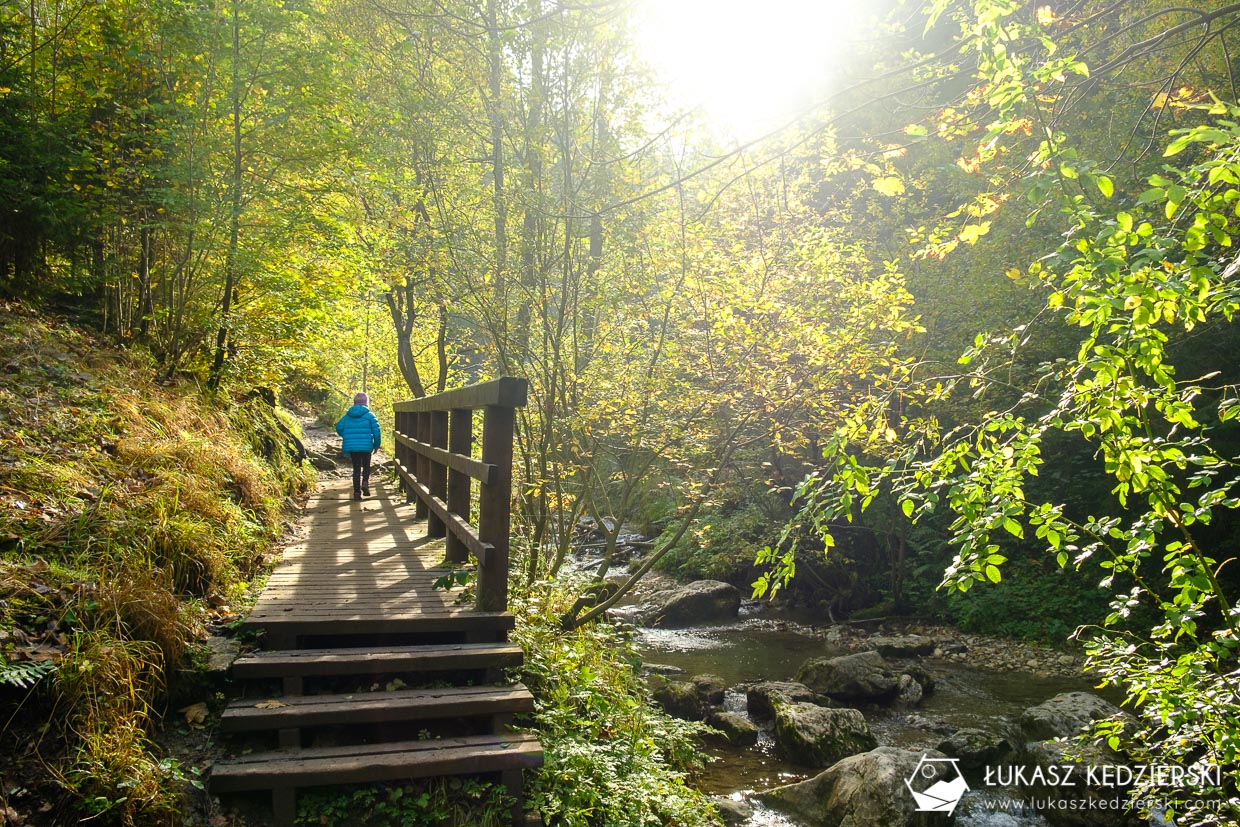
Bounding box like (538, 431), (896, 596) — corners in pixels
(209, 456), (540, 825)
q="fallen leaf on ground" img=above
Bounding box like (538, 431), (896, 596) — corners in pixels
(179, 702), (209, 726)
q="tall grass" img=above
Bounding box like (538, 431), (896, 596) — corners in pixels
(0, 307), (312, 823)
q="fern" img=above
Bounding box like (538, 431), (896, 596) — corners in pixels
(0, 657), (56, 689)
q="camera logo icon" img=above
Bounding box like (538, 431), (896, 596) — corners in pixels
(905, 754), (969, 815)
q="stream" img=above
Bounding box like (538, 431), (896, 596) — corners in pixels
(631, 604), (1103, 827)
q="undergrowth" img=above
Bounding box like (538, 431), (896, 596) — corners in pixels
(0, 305), (312, 824)
(295, 777), (512, 827)
(512, 581), (721, 827)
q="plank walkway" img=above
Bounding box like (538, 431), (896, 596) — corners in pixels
(210, 475), (542, 825)
(244, 475), (514, 642)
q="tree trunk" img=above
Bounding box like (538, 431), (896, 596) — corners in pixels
(486, 0), (507, 336)
(209, 0), (243, 392)
(386, 283), (426, 397)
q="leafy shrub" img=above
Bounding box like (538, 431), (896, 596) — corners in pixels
(295, 778), (511, 827)
(512, 582), (719, 827)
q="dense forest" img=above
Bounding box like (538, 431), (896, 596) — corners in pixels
(3, 0), (1240, 824)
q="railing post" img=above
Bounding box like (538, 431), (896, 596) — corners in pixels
(427, 410), (448, 538)
(445, 408), (472, 564)
(413, 412), (429, 519)
(476, 404), (514, 613)
(395, 411), (411, 502)
(405, 412), (416, 504)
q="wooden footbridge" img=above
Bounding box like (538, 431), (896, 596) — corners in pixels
(210, 379), (543, 825)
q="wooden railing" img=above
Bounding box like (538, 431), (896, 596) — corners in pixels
(392, 377), (528, 613)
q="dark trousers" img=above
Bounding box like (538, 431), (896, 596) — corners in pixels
(349, 451), (372, 492)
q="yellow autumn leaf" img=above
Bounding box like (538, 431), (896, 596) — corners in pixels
(179, 702), (209, 726)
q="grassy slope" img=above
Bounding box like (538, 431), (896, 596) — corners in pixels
(0, 305), (311, 826)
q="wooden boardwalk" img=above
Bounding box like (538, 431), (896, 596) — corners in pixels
(245, 477), (513, 643)
(210, 473), (542, 825)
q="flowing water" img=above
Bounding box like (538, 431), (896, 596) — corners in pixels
(632, 606), (1102, 827)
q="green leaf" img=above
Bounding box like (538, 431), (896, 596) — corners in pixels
(901, 499), (915, 518)
(1096, 175), (1114, 198)
(1002, 517), (1023, 538)
(873, 176), (906, 197)
(985, 565), (1002, 583)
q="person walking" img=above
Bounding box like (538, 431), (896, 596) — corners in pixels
(335, 392), (381, 500)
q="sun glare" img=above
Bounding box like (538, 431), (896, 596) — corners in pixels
(634, 0), (865, 141)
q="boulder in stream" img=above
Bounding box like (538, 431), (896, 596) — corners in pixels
(796, 650), (900, 704)
(865, 634), (936, 658)
(712, 795), (754, 825)
(937, 725), (1019, 775)
(651, 679), (704, 721)
(692, 673), (727, 706)
(901, 663), (936, 695)
(746, 680), (819, 720)
(637, 580), (741, 627)
(1018, 739), (1140, 827)
(773, 703), (877, 767)
(759, 746), (956, 827)
(706, 710), (760, 746)
(1019, 692), (1127, 741)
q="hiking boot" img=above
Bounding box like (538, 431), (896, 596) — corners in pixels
(353, 490), (362, 500)
(362, 486), (370, 497)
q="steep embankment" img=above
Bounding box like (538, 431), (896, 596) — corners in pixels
(0, 305), (311, 825)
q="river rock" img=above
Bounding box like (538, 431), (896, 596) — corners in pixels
(746, 681), (818, 720)
(759, 746), (955, 827)
(712, 796), (754, 825)
(937, 726), (1019, 775)
(638, 580), (741, 627)
(641, 662), (685, 676)
(706, 710), (760, 746)
(896, 673), (923, 705)
(866, 634), (935, 658)
(1018, 739), (1139, 827)
(651, 679), (703, 721)
(901, 664), (936, 695)
(692, 673), (727, 706)
(1020, 692), (1126, 741)
(308, 451), (339, 470)
(796, 651), (899, 704)
(774, 703), (877, 767)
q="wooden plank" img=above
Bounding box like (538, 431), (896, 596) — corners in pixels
(220, 684), (534, 732)
(396, 466), (492, 561)
(232, 643), (523, 679)
(393, 377), (528, 414)
(211, 734), (543, 792)
(391, 432), (495, 485)
(239, 613), (514, 637)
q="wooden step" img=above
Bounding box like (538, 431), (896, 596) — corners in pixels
(221, 684), (534, 732)
(239, 611), (515, 641)
(210, 732), (544, 792)
(232, 642), (524, 680)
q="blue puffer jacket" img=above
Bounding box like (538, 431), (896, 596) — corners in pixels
(335, 404), (381, 452)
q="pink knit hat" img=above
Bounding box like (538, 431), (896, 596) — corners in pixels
(354, 392), (369, 405)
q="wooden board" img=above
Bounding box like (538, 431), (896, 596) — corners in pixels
(232, 643), (523, 678)
(210, 733), (543, 792)
(220, 684), (534, 731)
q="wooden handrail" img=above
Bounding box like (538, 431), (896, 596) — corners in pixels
(392, 377), (527, 613)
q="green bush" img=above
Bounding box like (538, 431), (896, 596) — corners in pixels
(295, 778), (511, 827)
(512, 582), (720, 827)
